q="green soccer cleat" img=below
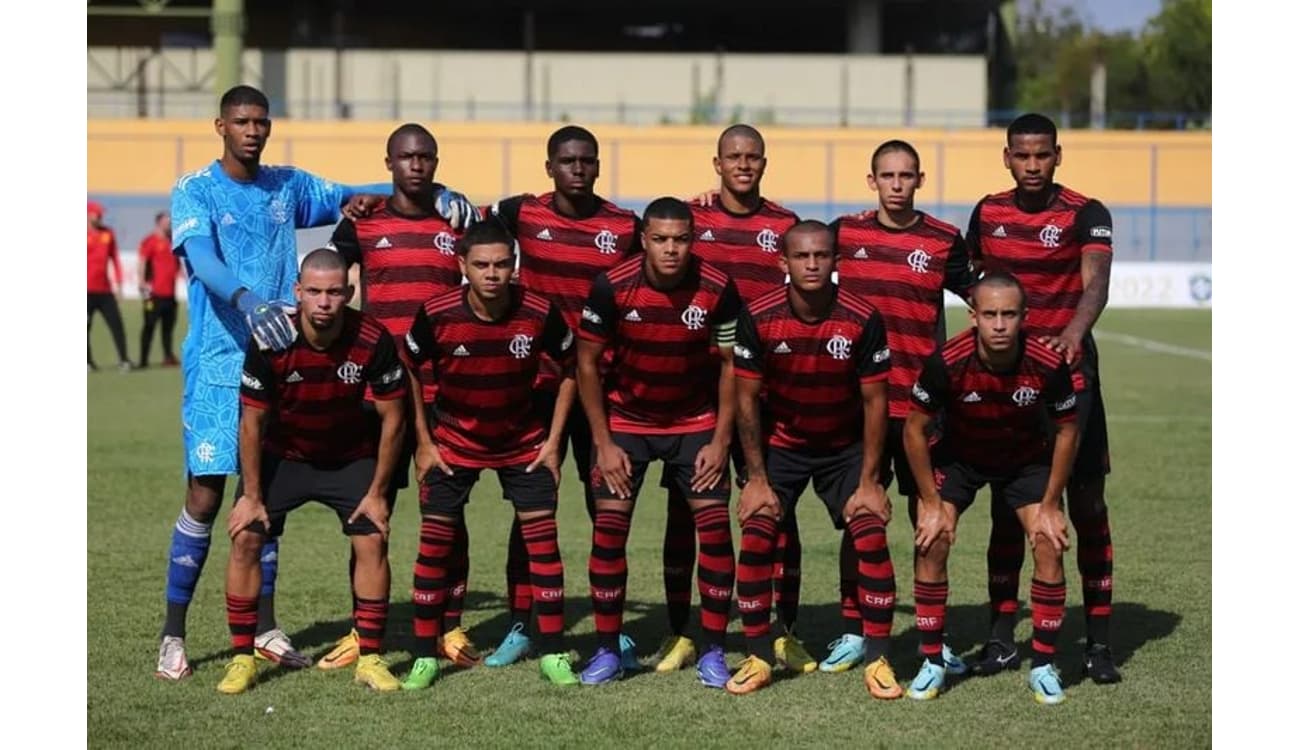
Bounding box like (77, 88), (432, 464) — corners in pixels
(539, 653), (580, 686)
(401, 657), (441, 691)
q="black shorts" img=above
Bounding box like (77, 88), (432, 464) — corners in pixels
(236, 455), (380, 538)
(420, 461), (557, 515)
(766, 443), (864, 530)
(931, 456), (1049, 515)
(660, 427), (747, 491)
(1072, 334), (1111, 482)
(591, 430), (732, 503)
(879, 418), (918, 497)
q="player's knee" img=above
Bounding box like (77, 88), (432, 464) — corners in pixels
(350, 533), (388, 563)
(1031, 543), (1064, 580)
(231, 530), (265, 565)
(594, 498), (632, 514)
(919, 537), (951, 567)
(185, 476), (225, 522)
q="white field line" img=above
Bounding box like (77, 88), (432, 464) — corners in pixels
(1093, 329), (1211, 361)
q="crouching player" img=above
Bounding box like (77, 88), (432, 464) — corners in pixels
(401, 220), (580, 689)
(903, 272), (1078, 704)
(220, 249), (406, 694)
(728, 221), (901, 697)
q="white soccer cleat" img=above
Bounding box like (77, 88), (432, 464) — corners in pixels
(254, 628), (311, 669)
(155, 635), (192, 680)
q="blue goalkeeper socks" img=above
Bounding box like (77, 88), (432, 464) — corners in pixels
(162, 508), (212, 637)
(256, 538), (281, 633)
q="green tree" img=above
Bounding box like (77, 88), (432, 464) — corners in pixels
(1143, 0), (1212, 114)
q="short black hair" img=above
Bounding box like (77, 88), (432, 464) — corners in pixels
(547, 125), (598, 159)
(1006, 113), (1058, 146)
(456, 217), (516, 257)
(155, 211), (168, 223)
(300, 247), (349, 279)
(642, 196), (694, 231)
(783, 219), (833, 252)
(971, 270), (1027, 310)
(219, 85), (269, 115)
(716, 124), (765, 155)
(870, 139), (920, 174)
(386, 123), (437, 157)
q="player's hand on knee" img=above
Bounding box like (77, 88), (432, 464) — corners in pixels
(526, 440), (563, 485)
(596, 442), (632, 499)
(434, 185), (482, 230)
(1029, 504), (1070, 553)
(738, 477), (780, 523)
(228, 495), (269, 539)
(845, 481), (890, 524)
(349, 492), (390, 541)
(691, 441), (726, 492)
(415, 442), (453, 482)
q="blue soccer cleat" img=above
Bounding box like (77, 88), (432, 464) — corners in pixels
(485, 623), (532, 668)
(619, 633), (641, 672)
(942, 643), (969, 675)
(819, 634), (865, 673)
(1028, 664), (1067, 705)
(696, 646), (729, 689)
(580, 647), (624, 685)
(907, 660), (947, 701)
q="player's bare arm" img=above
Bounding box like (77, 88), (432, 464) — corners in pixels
(1030, 419), (1079, 554)
(577, 336), (631, 499)
(351, 396), (404, 540)
(407, 369), (451, 480)
(843, 379), (890, 523)
(228, 404), (270, 538)
(735, 374), (780, 523)
(528, 374), (576, 484)
(904, 409), (954, 554)
(1052, 250), (1112, 364)
(692, 341), (734, 493)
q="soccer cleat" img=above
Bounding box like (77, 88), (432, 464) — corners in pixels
(652, 635), (697, 673)
(863, 656), (904, 700)
(354, 654), (401, 692)
(1083, 643), (1123, 684)
(254, 628), (311, 669)
(580, 647), (624, 685)
(619, 633), (641, 672)
(1029, 664), (1067, 705)
(539, 653), (581, 686)
(401, 657), (441, 690)
(216, 654), (258, 695)
(774, 635), (817, 675)
(317, 629), (360, 670)
(439, 627), (483, 668)
(154, 636), (192, 681)
(818, 634), (865, 673)
(162, 355), (180, 367)
(696, 646), (730, 689)
(484, 623), (532, 667)
(970, 640), (1021, 677)
(907, 661), (947, 701)
(942, 643), (969, 676)
(724, 655), (774, 695)
(118, 361), (134, 373)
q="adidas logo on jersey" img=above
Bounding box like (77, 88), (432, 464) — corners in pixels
(375, 236), (393, 248)
(285, 371), (304, 383)
(992, 225), (1007, 238)
(853, 247), (869, 259)
(699, 230), (716, 241)
(773, 341), (792, 354)
(624, 309), (642, 322)
(536, 228), (553, 240)
(962, 391), (982, 403)
(453, 345), (471, 357)
(221, 212), (237, 226)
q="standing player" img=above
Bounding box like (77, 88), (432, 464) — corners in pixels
(576, 197), (740, 688)
(156, 84), (476, 680)
(823, 140), (972, 675)
(966, 113), (1121, 684)
(729, 221), (900, 698)
(219, 249), (406, 694)
(315, 123), (480, 672)
(903, 272), (1078, 704)
(400, 221), (580, 689)
(87, 200), (132, 372)
(487, 126), (641, 669)
(662, 124), (809, 676)
(136, 211), (181, 368)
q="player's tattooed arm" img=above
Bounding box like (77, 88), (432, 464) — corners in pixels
(1056, 251), (1112, 364)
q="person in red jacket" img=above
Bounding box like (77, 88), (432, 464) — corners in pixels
(87, 200), (132, 372)
(136, 211), (182, 368)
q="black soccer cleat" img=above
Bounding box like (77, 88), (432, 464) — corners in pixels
(1083, 643), (1123, 684)
(970, 640), (1021, 677)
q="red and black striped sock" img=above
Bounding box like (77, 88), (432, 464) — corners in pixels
(354, 596), (389, 655)
(693, 504), (735, 649)
(412, 517), (456, 657)
(442, 519), (470, 632)
(522, 515), (564, 654)
(1030, 578), (1066, 667)
(987, 503), (1024, 644)
(590, 507), (631, 651)
(226, 593), (258, 655)
(776, 512), (802, 633)
(662, 487), (696, 636)
(1072, 505), (1114, 646)
(736, 514), (778, 664)
(849, 513), (895, 662)
(914, 579), (949, 666)
(838, 530), (861, 634)
(506, 517), (532, 633)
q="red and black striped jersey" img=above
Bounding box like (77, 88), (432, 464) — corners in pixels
(832, 211), (973, 419)
(580, 255), (742, 435)
(911, 328), (1077, 469)
(734, 286), (890, 451)
(240, 308), (406, 465)
(967, 184), (1112, 341)
(689, 196), (799, 304)
(403, 286), (574, 468)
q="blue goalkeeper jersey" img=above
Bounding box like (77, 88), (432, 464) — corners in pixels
(170, 160), (345, 386)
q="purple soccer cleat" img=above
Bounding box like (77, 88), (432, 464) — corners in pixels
(696, 646), (729, 689)
(580, 647), (624, 685)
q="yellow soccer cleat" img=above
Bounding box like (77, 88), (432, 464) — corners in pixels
(774, 635), (818, 675)
(216, 654), (258, 695)
(354, 653), (402, 692)
(863, 656), (904, 700)
(724, 655), (774, 696)
(652, 635), (697, 673)
(439, 627), (482, 668)
(317, 629), (361, 670)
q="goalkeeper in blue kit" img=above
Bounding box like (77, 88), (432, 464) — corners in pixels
(155, 85), (480, 680)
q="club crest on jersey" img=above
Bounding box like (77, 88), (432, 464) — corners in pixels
(1039, 224), (1062, 248)
(907, 248), (931, 273)
(509, 334), (533, 359)
(337, 360), (363, 384)
(1011, 385), (1039, 406)
(756, 228), (779, 254)
(681, 305), (707, 330)
(826, 334), (852, 360)
(434, 231), (457, 255)
(269, 198), (289, 225)
(594, 229), (619, 254)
